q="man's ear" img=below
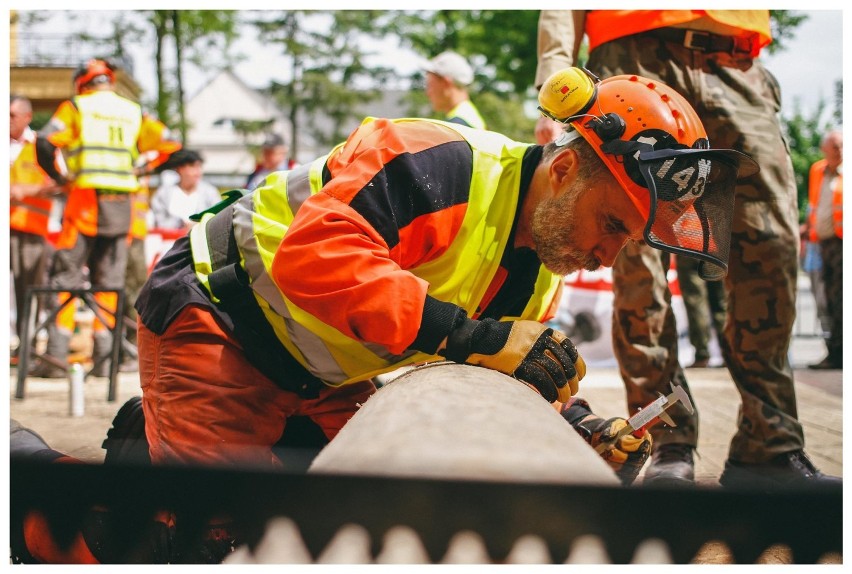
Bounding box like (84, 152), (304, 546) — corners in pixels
(549, 147), (579, 191)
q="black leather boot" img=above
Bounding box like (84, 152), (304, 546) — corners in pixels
(642, 443), (695, 486)
(719, 450), (842, 488)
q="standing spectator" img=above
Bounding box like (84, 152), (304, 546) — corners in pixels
(676, 254), (727, 368)
(150, 149), (222, 232)
(32, 58), (180, 378)
(535, 10), (840, 488)
(246, 133), (296, 190)
(9, 94), (64, 363)
(423, 51), (486, 129)
(799, 221), (831, 339)
(805, 130), (842, 370)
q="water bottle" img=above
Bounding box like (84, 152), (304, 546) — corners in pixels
(69, 362), (85, 417)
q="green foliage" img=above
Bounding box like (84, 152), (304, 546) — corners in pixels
(252, 11), (399, 155)
(767, 10), (809, 54)
(474, 93), (536, 142)
(29, 8), (825, 171)
(30, 111), (53, 132)
(781, 99), (833, 222)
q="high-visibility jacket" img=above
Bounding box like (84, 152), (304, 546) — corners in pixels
(189, 117), (561, 386)
(446, 100), (487, 130)
(808, 158), (843, 241)
(10, 133), (54, 237)
(59, 91), (144, 191)
(585, 10), (772, 57)
(41, 90), (180, 239)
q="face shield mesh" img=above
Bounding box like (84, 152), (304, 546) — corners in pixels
(639, 151), (739, 280)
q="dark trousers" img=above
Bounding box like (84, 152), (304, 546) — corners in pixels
(10, 230), (50, 347)
(819, 236), (843, 362)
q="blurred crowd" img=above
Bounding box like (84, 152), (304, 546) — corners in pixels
(10, 60), (299, 377)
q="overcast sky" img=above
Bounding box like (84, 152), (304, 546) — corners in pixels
(11, 9), (845, 123)
(761, 9), (843, 119)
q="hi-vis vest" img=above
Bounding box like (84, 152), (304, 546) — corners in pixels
(189, 118), (561, 386)
(447, 100), (486, 130)
(585, 10), (772, 56)
(808, 159), (843, 241)
(67, 91), (143, 192)
(10, 138), (53, 236)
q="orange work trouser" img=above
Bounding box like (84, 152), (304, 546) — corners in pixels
(137, 304), (376, 468)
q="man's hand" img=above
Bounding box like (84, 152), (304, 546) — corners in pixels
(587, 417), (652, 486)
(535, 116), (565, 145)
(560, 397), (652, 486)
(441, 318), (586, 402)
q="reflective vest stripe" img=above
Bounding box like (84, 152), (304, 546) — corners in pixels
(67, 146), (136, 157)
(70, 92), (143, 191)
(10, 200), (52, 217)
(447, 100), (486, 130)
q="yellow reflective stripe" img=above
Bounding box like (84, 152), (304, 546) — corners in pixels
(274, 297), (425, 385)
(189, 212), (218, 302)
(309, 152), (328, 190)
(407, 119), (525, 316)
(508, 271), (562, 322)
(250, 172), (295, 272)
(242, 155), (329, 293)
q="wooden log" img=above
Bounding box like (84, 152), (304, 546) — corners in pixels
(310, 363), (619, 485)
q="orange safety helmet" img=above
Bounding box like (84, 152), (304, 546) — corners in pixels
(73, 59), (116, 94)
(538, 68), (759, 280)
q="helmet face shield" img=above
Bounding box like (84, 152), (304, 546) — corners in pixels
(537, 70), (761, 279)
(638, 148), (748, 280)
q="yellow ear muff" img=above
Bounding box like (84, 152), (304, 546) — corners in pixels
(537, 67), (598, 122)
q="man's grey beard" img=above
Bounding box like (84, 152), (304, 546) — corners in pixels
(531, 190), (601, 276)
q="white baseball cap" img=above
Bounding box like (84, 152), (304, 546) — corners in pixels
(424, 51), (474, 86)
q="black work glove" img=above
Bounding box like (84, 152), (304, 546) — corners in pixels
(562, 398), (652, 486)
(440, 318), (586, 403)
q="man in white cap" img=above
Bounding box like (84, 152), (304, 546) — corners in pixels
(423, 50), (486, 129)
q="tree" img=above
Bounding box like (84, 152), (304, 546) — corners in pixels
(781, 99), (834, 222)
(767, 10), (809, 54)
(251, 11), (399, 157)
(140, 10), (240, 141)
(167, 10), (241, 141)
(57, 10), (239, 139)
(389, 10), (540, 140)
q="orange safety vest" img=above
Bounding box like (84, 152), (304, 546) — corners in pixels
(585, 10), (772, 57)
(808, 158), (843, 241)
(10, 137), (54, 237)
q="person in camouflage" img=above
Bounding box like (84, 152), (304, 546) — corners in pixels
(536, 10), (840, 488)
(675, 253), (727, 369)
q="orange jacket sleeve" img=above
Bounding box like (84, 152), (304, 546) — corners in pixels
(137, 114), (182, 171)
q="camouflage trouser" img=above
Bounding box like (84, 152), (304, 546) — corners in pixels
(589, 33), (804, 463)
(676, 254), (727, 363)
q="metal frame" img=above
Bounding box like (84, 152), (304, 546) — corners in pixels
(15, 286), (127, 401)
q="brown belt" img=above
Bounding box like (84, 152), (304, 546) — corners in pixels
(644, 28), (753, 55)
